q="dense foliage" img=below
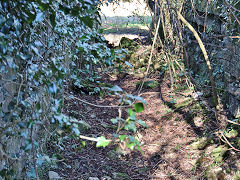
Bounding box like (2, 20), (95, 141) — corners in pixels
(0, 0), (114, 178)
(0, 0), (149, 177)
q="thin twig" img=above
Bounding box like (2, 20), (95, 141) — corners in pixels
(220, 131), (240, 152)
(137, 11), (161, 96)
(79, 135), (112, 143)
(203, 0), (209, 33)
(226, 119), (240, 126)
(79, 135), (98, 142)
(116, 107), (122, 133)
(16, 76), (23, 106)
(64, 93), (131, 108)
(225, 0), (240, 25)
(225, 0), (240, 13)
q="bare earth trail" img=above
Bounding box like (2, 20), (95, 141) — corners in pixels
(50, 72), (208, 179)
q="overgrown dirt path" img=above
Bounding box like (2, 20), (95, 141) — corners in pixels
(46, 4), (240, 179)
(48, 71), (223, 179)
(46, 37), (240, 178)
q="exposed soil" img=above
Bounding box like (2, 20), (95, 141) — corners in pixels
(46, 70), (225, 179)
(45, 38), (240, 179)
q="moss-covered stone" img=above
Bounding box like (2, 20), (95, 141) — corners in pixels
(119, 37), (139, 53)
(210, 145), (228, 163)
(237, 138), (240, 147)
(233, 171), (240, 180)
(174, 98), (193, 109)
(153, 62), (161, 70)
(136, 80), (159, 90)
(224, 129), (238, 139)
(191, 137), (211, 150)
(140, 67), (146, 72)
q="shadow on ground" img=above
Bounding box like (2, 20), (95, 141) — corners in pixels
(46, 71), (224, 179)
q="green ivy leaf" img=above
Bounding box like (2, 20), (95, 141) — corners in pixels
(25, 10), (36, 25)
(26, 168), (37, 179)
(73, 127), (80, 136)
(80, 16), (94, 29)
(48, 82), (57, 94)
(71, 6), (81, 16)
(137, 120), (148, 128)
(38, 2), (49, 11)
(125, 61), (133, 68)
(81, 141), (86, 148)
(119, 135), (127, 141)
(109, 85), (123, 92)
(36, 102), (40, 111)
(50, 10), (56, 28)
(135, 96), (147, 104)
(96, 136), (111, 148)
(111, 118), (118, 124)
(126, 142), (135, 151)
(134, 103), (144, 113)
(128, 109), (136, 120)
(35, 12), (44, 22)
(59, 4), (71, 14)
(0, 41), (7, 54)
(124, 122), (136, 132)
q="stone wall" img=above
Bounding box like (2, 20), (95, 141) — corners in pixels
(0, 20), (54, 179)
(0, 68), (25, 178)
(184, 1), (240, 118)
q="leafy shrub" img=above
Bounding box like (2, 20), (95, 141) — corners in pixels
(0, 0), (147, 178)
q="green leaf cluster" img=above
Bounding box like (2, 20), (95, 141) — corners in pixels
(0, 0), (114, 178)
